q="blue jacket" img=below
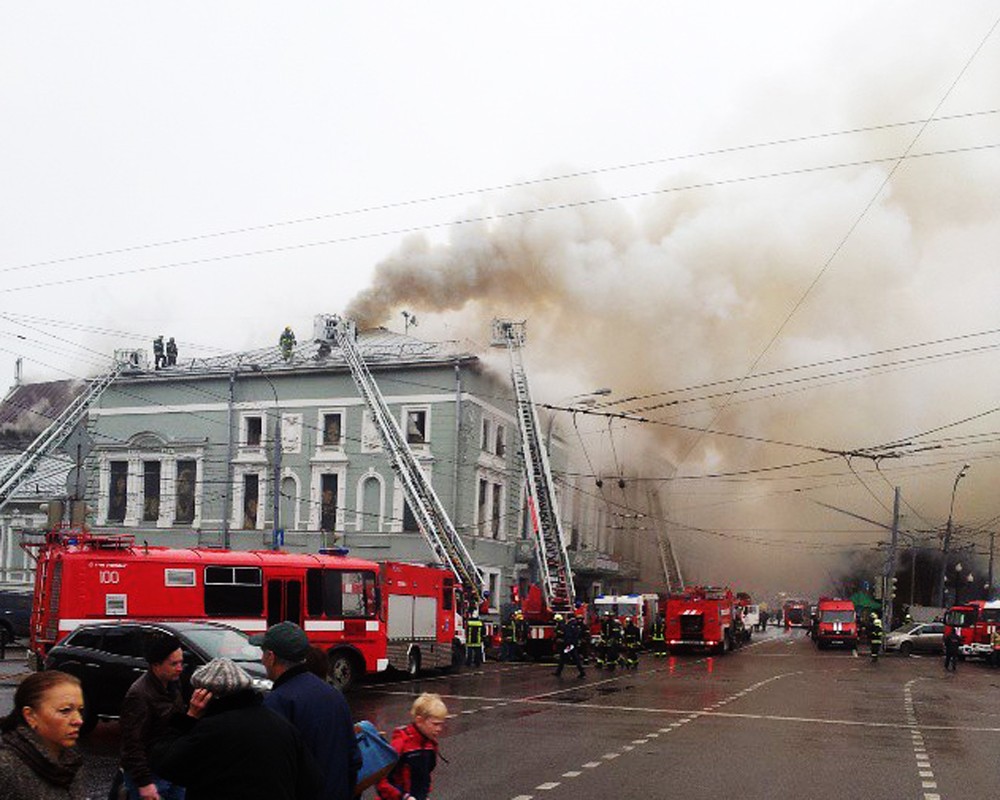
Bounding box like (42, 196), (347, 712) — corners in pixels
(264, 664), (361, 800)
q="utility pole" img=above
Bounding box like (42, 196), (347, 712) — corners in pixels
(883, 487), (900, 627)
(937, 464), (970, 607)
(989, 531), (996, 600)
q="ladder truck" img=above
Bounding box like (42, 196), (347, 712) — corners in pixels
(0, 349), (142, 514)
(491, 319), (576, 658)
(323, 316), (487, 614)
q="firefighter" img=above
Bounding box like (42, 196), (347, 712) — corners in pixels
(869, 614), (883, 663)
(622, 616), (641, 669)
(152, 335), (165, 370)
(165, 337), (178, 366)
(553, 613), (566, 658)
(499, 614), (516, 662)
(553, 614), (586, 678)
(944, 626), (961, 672)
(513, 610), (528, 661)
(604, 615), (623, 670)
(594, 611), (612, 668)
(650, 611), (667, 657)
(465, 610), (485, 667)
(279, 326), (296, 361)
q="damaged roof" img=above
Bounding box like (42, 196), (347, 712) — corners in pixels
(122, 326), (479, 378)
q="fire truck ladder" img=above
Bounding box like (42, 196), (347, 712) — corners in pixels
(0, 350), (140, 513)
(491, 319), (575, 613)
(326, 316), (485, 606)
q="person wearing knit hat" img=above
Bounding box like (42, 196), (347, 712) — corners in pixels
(151, 657), (320, 800)
(190, 658), (253, 697)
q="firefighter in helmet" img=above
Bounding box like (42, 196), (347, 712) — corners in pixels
(465, 609), (485, 667)
(622, 616), (641, 669)
(553, 613), (566, 659)
(650, 610), (667, 657)
(868, 613), (883, 663)
(279, 326), (296, 361)
(603, 614), (623, 670)
(500, 613), (516, 662)
(513, 610), (527, 661)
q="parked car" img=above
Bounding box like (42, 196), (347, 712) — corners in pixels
(884, 622), (945, 656)
(0, 587), (32, 644)
(43, 620), (271, 733)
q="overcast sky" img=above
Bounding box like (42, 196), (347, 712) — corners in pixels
(3, 3), (999, 596)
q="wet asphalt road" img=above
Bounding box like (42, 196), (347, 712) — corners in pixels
(4, 629), (1000, 799)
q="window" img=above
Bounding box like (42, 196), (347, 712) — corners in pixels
(402, 500), (419, 533)
(245, 416), (263, 447)
(142, 461), (161, 522)
(175, 460), (196, 525)
(495, 424), (506, 457)
(405, 409), (427, 445)
(101, 627), (144, 657)
(491, 482), (503, 539)
(165, 568), (196, 587)
(204, 566), (264, 616)
(322, 413), (342, 447)
(320, 474), (338, 532)
(478, 479), (489, 536)
(305, 569), (378, 618)
(108, 461), (128, 523)
(67, 630), (102, 650)
(242, 474), (259, 530)
(481, 418), (491, 451)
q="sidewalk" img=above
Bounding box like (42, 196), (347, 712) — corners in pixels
(0, 646), (33, 684)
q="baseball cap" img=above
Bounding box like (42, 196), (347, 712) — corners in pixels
(250, 621), (310, 661)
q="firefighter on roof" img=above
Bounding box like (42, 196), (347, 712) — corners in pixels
(279, 326), (296, 361)
(152, 335), (165, 370)
(165, 337), (178, 366)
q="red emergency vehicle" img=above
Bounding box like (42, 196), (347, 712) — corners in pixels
(593, 593), (660, 641)
(664, 586), (737, 655)
(813, 597), (857, 649)
(944, 599), (1000, 660)
(26, 529), (432, 690)
(782, 599), (809, 628)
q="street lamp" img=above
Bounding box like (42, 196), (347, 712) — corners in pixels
(250, 365), (282, 549)
(937, 464), (970, 607)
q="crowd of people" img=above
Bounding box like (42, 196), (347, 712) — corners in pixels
(0, 622), (449, 800)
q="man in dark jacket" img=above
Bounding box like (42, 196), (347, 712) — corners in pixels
(253, 621), (361, 800)
(553, 615), (586, 678)
(944, 627), (962, 671)
(120, 633), (186, 800)
(152, 658), (320, 800)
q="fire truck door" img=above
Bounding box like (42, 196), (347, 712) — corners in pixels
(267, 579), (303, 627)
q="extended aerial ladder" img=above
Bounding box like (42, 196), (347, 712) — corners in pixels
(491, 319), (575, 613)
(324, 316), (486, 606)
(0, 350), (141, 513)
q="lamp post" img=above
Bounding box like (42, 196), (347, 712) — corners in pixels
(937, 464), (970, 607)
(250, 365), (281, 549)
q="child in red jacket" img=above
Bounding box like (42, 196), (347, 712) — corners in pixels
(376, 693), (448, 800)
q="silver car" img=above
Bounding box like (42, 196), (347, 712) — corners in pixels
(884, 622), (945, 656)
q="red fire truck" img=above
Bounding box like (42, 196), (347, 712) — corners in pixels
(664, 586), (737, 655)
(813, 597), (858, 649)
(782, 599), (809, 628)
(944, 599), (1000, 660)
(27, 529), (462, 689)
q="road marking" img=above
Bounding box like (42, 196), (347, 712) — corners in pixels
(905, 679), (944, 800)
(602, 753), (620, 760)
(582, 762), (601, 769)
(562, 771), (582, 778)
(511, 795), (533, 800)
(536, 782), (560, 790)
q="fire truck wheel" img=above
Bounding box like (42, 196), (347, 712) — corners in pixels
(327, 652), (358, 692)
(407, 649), (421, 677)
(899, 641), (913, 657)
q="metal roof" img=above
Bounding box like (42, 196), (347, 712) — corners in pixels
(121, 327), (478, 379)
(0, 380), (87, 451)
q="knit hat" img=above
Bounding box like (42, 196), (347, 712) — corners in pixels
(191, 658), (253, 696)
(249, 621), (310, 662)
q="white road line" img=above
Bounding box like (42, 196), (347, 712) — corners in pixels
(536, 782), (560, 790)
(511, 795), (533, 800)
(905, 678), (944, 799)
(582, 762), (601, 769)
(562, 771), (582, 778)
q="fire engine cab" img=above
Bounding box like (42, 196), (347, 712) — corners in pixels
(664, 586), (737, 655)
(593, 593), (660, 640)
(944, 599), (1000, 660)
(27, 529), (392, 690)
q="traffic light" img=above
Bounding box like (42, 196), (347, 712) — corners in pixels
(889, 577), (898, 600)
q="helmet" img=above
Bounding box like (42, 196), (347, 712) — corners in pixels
(554, 614), (564, 621)
(625, 616), (633, 623)
(514, 610), (523, 619)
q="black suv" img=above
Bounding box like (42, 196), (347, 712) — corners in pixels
(43, 620), (271, 732)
